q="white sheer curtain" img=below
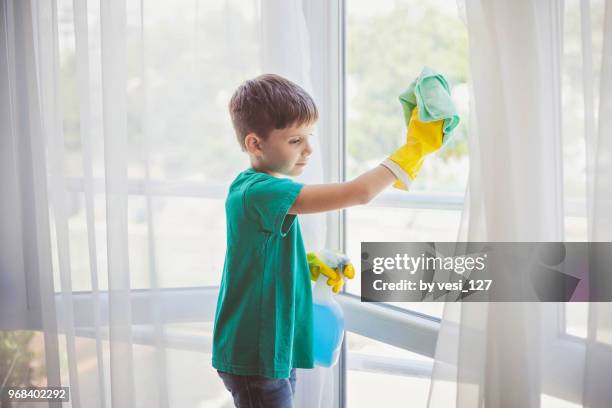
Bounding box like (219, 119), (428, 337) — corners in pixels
(1, 0), (333, 406)
(428, 0), (612, 407)
(259, 1), (338, 407)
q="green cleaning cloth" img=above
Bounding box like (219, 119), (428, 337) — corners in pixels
(399, 66), (460, 144)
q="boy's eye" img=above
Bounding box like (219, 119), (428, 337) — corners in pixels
(290, 138), (302, 144)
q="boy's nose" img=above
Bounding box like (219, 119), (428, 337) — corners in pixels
(303, 140), (313, 156)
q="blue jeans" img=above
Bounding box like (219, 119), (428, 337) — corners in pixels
(217, 368), (297, 408)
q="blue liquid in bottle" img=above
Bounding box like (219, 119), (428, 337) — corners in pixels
(312, 278), (345, 367)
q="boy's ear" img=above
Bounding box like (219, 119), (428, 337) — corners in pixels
(244, 133), (263, 155)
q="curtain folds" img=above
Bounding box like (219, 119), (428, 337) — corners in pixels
(427, 0), (612, 407)
(1, 0), (331, 406)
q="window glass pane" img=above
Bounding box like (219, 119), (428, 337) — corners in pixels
(345, 0), (469, 319)
(58, 0), (255, 183)
(565, 303), (612, 346)
(62, 193), (225, 291)
(565, 216), (587, 242)
(345, 206), (459, 318)
(561, 0), (606, 240)
(346, 0), (470, 192)
(54, 0), (257, 292)
(11, 327), (229, 407)
(346, 332), (433, 407)
(564, 303), (588, 339)
(541, 393), (582, 408)
(0, 331), (45, 389)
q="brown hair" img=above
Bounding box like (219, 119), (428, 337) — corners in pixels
(228, 74), (318, 150)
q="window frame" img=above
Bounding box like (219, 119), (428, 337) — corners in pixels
(335, 1), (609, 406)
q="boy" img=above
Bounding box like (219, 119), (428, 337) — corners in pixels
(212, 73), (434, 407)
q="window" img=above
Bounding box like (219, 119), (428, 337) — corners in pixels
(561, 0), (607, 348)
(344, 0), (470, 319)
(55, 0), (255, 291)
(340, 2), (466, 405)
(32, 1), (261, 405)
(340, 0), (608, 405)
(345, 332), (433, 408)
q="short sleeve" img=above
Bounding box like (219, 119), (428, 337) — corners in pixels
(244, 176), (304, 236)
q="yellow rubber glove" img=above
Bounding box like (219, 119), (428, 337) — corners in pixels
(330, 262), (355, 293)
(307, 252), (355, 294)
(307, 252), (338, 283)
(381, 107), (445, 190)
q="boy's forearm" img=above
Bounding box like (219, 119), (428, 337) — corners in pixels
(352, 164), (397, 204)
(288, 165), (396, 214)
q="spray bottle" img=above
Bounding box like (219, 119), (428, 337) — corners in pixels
(310, 250), (353, 367)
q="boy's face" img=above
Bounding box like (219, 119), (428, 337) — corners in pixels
(248, 123), (314, 177)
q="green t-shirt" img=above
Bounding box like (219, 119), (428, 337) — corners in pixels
(212, 168), (314, 379)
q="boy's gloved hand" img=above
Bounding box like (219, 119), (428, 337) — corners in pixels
(381, 107), (445, 190)
(307, 250), (355, 294)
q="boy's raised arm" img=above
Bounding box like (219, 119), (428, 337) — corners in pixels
(288, 164), (396, 214)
